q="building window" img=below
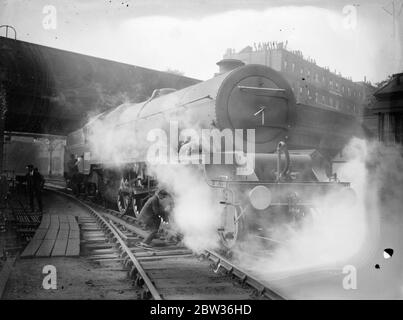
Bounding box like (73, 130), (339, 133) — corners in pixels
(329, 96), (333, 106)
(283, 60), (288, 70)
(300, 68), (304, 75)
(335, 100), (340, 109)
(292, 63), (295, 72)
(315, 92), (318, 103)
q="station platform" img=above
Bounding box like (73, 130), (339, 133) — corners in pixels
(17, 187), (85, 258)
(21, 214), (79, 258)
(1, 191), (139, 300)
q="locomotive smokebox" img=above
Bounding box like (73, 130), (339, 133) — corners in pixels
(215, 59), (245, 76)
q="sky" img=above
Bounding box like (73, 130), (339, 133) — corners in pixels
(1, 0), (402, 83)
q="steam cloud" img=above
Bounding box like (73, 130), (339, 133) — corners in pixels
(230, 138), (403, 299)
(86, 96), (403, 298)
(149, 164), (222, 252)
(86, 101), (224, 252)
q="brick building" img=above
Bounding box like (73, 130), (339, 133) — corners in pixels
(223, 42), (374, 115)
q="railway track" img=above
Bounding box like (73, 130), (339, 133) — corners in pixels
(46, 186), (285, 300)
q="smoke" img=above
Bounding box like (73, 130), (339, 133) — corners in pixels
(86, 100), (224, 252)
(231, 138), (403, 299)
(232, 138), (370, 271)
(86, 102), (160, 166)
(84, 91), (403, 298)
(148, 163), (222, 253)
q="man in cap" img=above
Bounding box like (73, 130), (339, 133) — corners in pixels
(138, 189), (173, 248)
(26, 165), (45, 212)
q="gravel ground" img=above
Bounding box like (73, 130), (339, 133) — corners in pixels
(3, 257), (139, 299)
(2, 191), (140, 300)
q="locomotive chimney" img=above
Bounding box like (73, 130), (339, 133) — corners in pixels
(214, 59), (245, 76)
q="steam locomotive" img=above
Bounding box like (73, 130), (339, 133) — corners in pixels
(65, 62), (359, 248)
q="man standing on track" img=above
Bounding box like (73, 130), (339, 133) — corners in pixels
(26, 165), (44, 213)
(138, 189), (173, 248)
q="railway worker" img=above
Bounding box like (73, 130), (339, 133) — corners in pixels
(0, 174), (8, 232)
(138, 189), (173, 248)
(26, 165), (45, 213)
(67, 154), (79, 177)
(0, 174), (9, 206)
(67, 154), (79, 194)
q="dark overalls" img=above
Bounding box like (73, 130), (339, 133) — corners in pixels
(26, 170), (44, 212)
(67, 159), (79, 195)
(139, 195), (169, 245)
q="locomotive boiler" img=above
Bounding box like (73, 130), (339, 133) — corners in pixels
(65, 63), (360, 248)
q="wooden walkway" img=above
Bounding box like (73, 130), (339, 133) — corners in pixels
(21, 214), (80, 258)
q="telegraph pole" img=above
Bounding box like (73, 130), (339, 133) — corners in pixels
(382, 0), (402, 37)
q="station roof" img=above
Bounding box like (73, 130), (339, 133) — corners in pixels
(374, 73), (403, 98)
(0, 36), (200, 135)
(372, 72), (403, 113)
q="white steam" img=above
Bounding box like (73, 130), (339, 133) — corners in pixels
(85, 100), (403, 298)
(231, 138), (403, 299)
(149, 164), (222, 252)
(233, 138), (375, 276)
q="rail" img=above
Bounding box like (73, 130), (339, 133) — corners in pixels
(46, 187), (162, 300)
(46, 186), (286, 300)
(203, 250), (285, 300)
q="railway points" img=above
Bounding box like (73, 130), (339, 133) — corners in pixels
(0, 185), (285, 300)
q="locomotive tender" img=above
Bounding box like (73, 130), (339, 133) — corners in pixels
(65, 63), (359, 248)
